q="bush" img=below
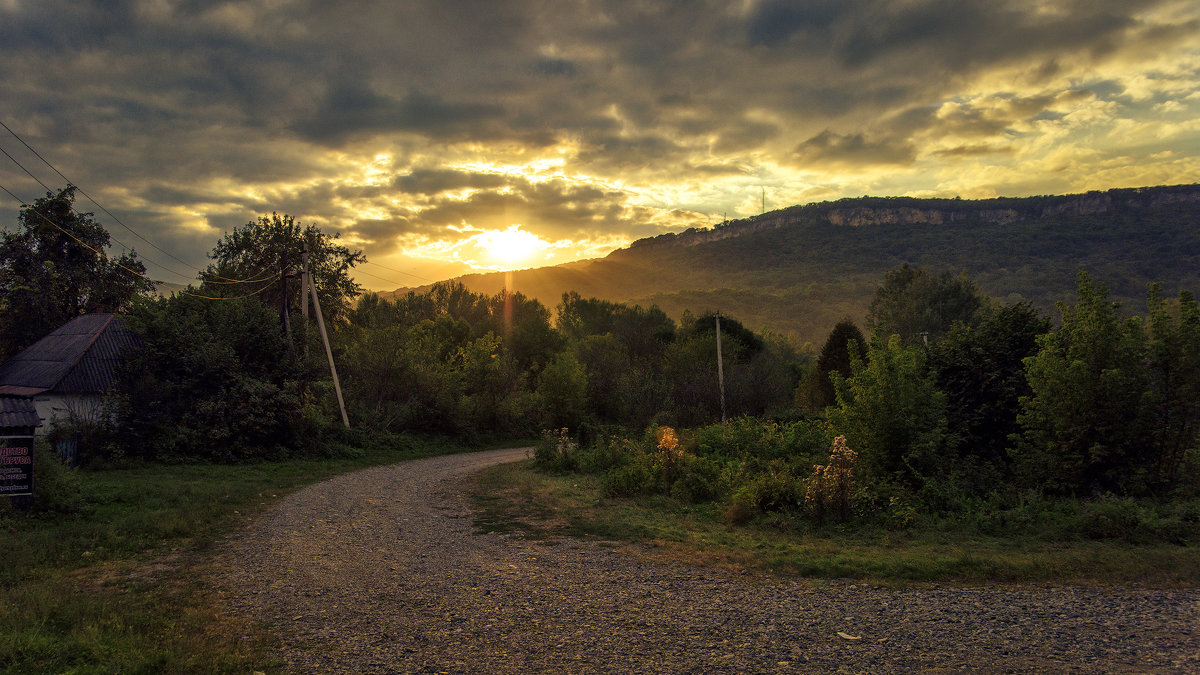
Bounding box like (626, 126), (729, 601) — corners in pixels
(804, 435), (857, 524)
(746, 462), (804, 512)
(533, 428), (579, 472)
(693, 417), (828, 462)
(669, 455), (723, 503)
(601, 456), (656, 497)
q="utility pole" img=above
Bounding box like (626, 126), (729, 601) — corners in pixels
(303, 251), (350, 428)
(279, 249), (291, 336)
(300, 244), (309, 322)
(716, 311), (727, 424)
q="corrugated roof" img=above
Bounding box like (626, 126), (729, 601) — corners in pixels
(0, 314), (140, 396)
(0, 396), (41, 429)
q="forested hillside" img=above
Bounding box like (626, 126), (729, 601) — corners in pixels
(398, 184), (1200, 345)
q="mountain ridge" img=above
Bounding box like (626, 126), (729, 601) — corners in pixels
(384, 184), (1200, 346)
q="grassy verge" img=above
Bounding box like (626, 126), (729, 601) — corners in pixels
(0, 436), (485, 674)
(470, 460), (1200, 587)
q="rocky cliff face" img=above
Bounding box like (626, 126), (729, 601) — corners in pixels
(624, 184), (1200, 252)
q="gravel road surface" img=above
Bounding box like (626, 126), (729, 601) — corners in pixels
(215, 448), (1199, 673)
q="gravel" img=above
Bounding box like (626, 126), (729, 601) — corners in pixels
(213, 448), (1199, 673)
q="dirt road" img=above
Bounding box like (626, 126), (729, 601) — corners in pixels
(215, 448), (1198, 673)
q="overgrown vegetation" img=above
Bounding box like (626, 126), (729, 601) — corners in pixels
(472, 461), (1200, 585)
(3, 190), (1199, 668)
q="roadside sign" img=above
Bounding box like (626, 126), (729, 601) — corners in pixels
(0, 436), (34, 497)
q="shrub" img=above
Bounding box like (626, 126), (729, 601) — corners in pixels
(601, 457), (656, 497)
(533, 428), (578, 472)
(804, 435), (857, 524)
(670, 455), (724, 503)
(723, 487), (757, 525)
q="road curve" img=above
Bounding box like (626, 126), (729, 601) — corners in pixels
(214, 448), (1198, 673)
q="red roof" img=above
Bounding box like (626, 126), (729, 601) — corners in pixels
(0, 314), (140, 397)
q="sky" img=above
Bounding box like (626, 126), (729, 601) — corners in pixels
(1, 0), (1198, 292)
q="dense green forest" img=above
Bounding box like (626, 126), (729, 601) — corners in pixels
(4, 187), (1199, 541)
(410, 184), (1200, 346)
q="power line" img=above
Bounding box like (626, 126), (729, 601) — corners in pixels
(1, 120), (394, 293)
(0, 180), (272, 301)
(360, 259), (436, 284)
(0, 119), (269, 285)
(353, 266), (420, 289)
(0, 139), (198, 282)
(0, 119), (200, 278)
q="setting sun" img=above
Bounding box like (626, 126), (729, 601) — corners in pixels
(476, 225), (544, 268)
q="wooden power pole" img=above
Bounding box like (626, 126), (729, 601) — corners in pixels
(716, 311), (727, 423)
(303, 245), (350, 428)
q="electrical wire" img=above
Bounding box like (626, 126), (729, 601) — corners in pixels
(360, 259), (435, 284)
(2, 120), (405, 294)
(0, 180), (273, 301)
(352, 266), (419, 289)
(0, 120), (273, 285)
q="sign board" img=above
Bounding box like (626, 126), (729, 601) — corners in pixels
(0, 436), (34, 497)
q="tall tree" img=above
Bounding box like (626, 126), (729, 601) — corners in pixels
(829, 335), (949, 491)
(0, 186), (154, 360)
(812, 319), (866, 410)
(1144, 284), (1200, 493)
(867, 263), (986, 346)
(203, 213), (364, 323)
(1015, 271), (1153, 495)
(930, 302), (1050, 482)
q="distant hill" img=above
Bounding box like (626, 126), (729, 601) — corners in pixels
(387, 184), (1200, 346)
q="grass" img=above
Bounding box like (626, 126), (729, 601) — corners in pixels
(469, 460), (1200, 587)
(0, 436), (486, 674)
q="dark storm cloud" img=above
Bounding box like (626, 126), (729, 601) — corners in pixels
(746, 0), (844, 47)
(397, 177), (636, 243)
(794, 130), (916, 167)
(291, 87), (509, 145)
(393, 169), (509, 195)
(0, 0), (1196, 282)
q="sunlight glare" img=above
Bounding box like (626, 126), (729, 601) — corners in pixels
(476, 225), (543, 268)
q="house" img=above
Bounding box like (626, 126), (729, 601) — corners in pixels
(0, 313), (140, 434)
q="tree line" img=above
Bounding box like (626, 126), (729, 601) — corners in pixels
(3, 191), (1197, 523)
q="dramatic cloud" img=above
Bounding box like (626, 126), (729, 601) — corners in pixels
(0, 0), (1197, 289)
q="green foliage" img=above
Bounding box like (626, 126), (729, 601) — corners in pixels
(203, 212), (364, 323)
(1145, 285), (1200, 494)
(533, 427), (579, 472)
(1015, 272), (1154, 495)
(112, 294), (328, 461)
(930, 302), (1050, 482)
(18, 440), (84, 515)
(806, 319), (866, 410)
(867, 263), (986, 345)
(0, 186), (154, 360)
(535, 351), (588, 430)
(692, 416), (829, 463)
(829, 336), (950, 490)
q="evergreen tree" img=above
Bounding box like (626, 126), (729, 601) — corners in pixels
(813, 319), (866, 410)
(930, 303), (1049, 479)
